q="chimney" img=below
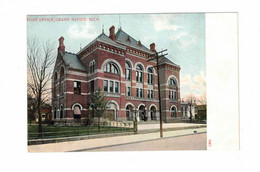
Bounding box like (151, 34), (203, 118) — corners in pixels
(109, 25), (116, 40)
(150, 43), (156, 52)
(58, 36), (65, 54)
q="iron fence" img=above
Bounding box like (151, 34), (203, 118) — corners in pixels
(28, 126), (133, 140)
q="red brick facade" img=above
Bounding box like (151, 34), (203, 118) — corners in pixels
(52, 26), (181, 122)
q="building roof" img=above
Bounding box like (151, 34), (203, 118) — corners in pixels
(96, 33), (126, 49)
(75, 27), (179, 68)
(158, 56), (180, 67)
(77, 33), (126, 55)
(62, 52), (87, 71)
(115, 29), (154, 54)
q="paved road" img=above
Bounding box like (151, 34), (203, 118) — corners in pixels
(79, 133), (207, 151)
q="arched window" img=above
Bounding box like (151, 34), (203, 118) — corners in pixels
(54, 86), (57, 97)
(89, 60), (95, 74)
(169, 78), (177, 87)
(54, 107), (57, 119)
(126, 104), (134, 121)
(60, 105), (64, 119)
(54, 72), (58, 81)
(125, 61), (131, 80)
(136, 64), (143, 82)
(147, 67), (154, 84)
(170, 106), (177, 118)
(60, 67), (64, 78)
(73, 105), (81, 119)
(104, 62), (119, 74)
(168, 77), (178, 100)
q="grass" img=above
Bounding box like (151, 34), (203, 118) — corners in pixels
(28, 125), (133, 140)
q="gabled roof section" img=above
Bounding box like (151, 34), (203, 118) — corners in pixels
(77, 33), (126, 55)
(62, 52), (87, 71)
(158, 56), (180, 68)
(115, 29), (154, 54)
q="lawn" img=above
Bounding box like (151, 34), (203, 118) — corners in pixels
(28, 125), (133, 140)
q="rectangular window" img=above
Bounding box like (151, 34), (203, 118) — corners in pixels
(174, 91), (177, 100)
(107, 64), (110, 72)
(90, 80), (94, 93)
(127, 87), (131, 96)
(169, 90), (171, 99)
(140, 88), (143, 97)
(151, 90), (154, 98)
(115, 82), (119, 93)
(74, 81), (81, 94)
(104, 80), (108, 92)
(151, 75), (153, 84)
(148, 74), (150, 84)
(139, 72), (143, 83)
(136, 71), (139, 82)
(148, 90), (150, 98)
(136, 88), (139, 97)
(171, 91), (174, 100)
(127, 69), (131, 80)
(110, 81), (114, 92)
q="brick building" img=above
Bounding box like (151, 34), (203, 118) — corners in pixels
(52, 25), (181, 122)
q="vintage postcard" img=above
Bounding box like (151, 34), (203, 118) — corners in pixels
(27, 13), (238, 152)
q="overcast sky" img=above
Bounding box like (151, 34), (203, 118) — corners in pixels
(27, 13), (206, 100)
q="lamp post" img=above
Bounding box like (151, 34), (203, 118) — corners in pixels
(147, 49), (168, 138)
(133, 108), (138, 134)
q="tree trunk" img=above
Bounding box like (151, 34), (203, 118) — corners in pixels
(98, 116), (100, 132)
(189, 104), (192, 123)
(38, 86), (43, 138)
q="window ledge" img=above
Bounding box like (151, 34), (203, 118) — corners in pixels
(169, 99), (178, 103)
(104, 92), (121, 97)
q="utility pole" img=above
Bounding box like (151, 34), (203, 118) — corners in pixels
(147, 49), (168, 138)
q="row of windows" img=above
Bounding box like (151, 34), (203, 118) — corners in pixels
(126, 62), (154, 84)
(126, 87), (154, 99)
(74, 81), (94, 94)
(55, 79), (176, 98)
(87, 61), (177, 87)
(104, 80), (120, 93)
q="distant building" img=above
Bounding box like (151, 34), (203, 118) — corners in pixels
(52, 25), (181, 122)
(181, 101), (196, 119)
(195, 105), (207, 120)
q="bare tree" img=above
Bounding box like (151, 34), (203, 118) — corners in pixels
(27, 38), (55, 137)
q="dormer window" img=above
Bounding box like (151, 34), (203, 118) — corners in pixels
(137, 40), (142, 47)
(126, 35), (131, 42)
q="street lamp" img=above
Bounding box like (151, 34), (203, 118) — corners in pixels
(132, 108), (138, 134)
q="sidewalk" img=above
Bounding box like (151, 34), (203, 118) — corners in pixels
(28, 127), (207, 152)
(138, 123), (206, 130)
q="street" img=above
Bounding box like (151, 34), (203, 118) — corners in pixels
(78, 133), (207, 151)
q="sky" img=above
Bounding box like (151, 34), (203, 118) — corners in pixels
(27, 13), (206, 100)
